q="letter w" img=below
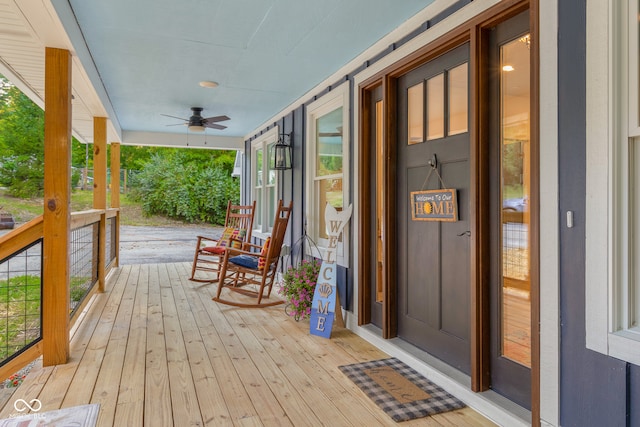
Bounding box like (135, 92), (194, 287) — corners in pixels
(329, 220), (342, 234)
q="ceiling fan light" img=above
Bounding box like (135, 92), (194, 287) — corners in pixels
(188, 125), (205, 132)
(199, 81), (218, 88)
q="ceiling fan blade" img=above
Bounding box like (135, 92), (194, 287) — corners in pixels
(161, 113), (188, 121)
(166, 123), (186, 127)
(204, 122), (227, 130)
(203, 115), (230, 123)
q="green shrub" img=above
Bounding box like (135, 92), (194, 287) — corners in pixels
(129, 151), (239, 224)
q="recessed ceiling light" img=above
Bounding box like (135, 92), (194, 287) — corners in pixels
(199, 81), (219, 88)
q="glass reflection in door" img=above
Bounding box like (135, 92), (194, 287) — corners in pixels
(500, 34), (531, 367)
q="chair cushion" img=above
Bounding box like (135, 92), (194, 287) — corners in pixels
(217, 227), (247, 248)
(229, 255), (259, 270)
(202, 246), (225, 255)
(258, 237), (271, 270)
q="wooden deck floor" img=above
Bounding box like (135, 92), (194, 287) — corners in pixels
(0, 262), (496, 426)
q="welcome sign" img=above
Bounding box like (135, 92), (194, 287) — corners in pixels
(410, 189), (458, 222)
(310, 203), (353, 339)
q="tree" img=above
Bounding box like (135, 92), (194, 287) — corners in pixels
(0, 75), (87, 196)
(0, 77), (45, 197)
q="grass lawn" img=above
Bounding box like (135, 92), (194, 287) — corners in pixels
(0, 275), (41, 361)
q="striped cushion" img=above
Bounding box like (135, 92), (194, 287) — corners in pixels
(216, 227), (247, 248)
(258, 237), (271, 270)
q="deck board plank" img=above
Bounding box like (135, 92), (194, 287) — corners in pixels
(172, 263), (233, 425)
(0, 262), (496, 427)
(144, 264), (173, 427)
(160, 263), (204, 426)
(180, 265), (263, 426)
(113, 263), (148, 426)
(199, 291), (293, 426)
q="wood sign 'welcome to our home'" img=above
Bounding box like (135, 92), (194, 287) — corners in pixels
(410, 189), (458, 222)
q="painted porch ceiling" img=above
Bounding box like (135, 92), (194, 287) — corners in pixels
(58, 0), (434, 145)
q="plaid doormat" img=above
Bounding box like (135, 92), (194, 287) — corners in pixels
(339, 358), (465, 422)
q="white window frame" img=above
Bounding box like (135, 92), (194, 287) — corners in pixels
(585, 0), (640, 365)
(305, 83), (350, 266)
(251, 127), (279, 239)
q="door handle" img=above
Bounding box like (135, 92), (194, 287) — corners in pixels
(457, 231), (471, 237)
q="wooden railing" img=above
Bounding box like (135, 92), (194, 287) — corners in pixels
(0, 208), (119, 381)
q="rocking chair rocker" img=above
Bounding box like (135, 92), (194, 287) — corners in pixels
(189, 200), (256, 283)
(212, 200), (292, 308)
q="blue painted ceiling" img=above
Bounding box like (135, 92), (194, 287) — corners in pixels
(64, 0), (434, 138)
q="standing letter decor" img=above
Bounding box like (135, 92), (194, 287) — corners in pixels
(310, 203), (353, 339)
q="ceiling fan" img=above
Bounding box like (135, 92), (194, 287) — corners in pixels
(162, 107), (230, 132)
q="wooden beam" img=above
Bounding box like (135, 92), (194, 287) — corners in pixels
(94, 117), (107, 292)
(43, 47), (71, 367)
(110, 143), (120, 209)
(93, 117), (107, 210)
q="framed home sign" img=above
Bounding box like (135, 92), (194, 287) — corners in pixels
(410, 189), (458, 222)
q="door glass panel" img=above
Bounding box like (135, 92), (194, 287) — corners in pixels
(408, 83), (424, 144)
(500, 34), (531, 367)
(376, 100), (384, 302)
(427, 73), (445, 140)
(448, 63), (468, 135)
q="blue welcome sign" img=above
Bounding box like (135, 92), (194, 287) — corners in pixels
(310, 203), (353, 339)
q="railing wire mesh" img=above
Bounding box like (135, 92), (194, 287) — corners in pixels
(69, 223), (99, 316)
(0, 240), (43, 366)
(106, 216), (116, 267)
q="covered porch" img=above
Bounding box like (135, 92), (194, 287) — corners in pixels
(0, 262), (494, 426)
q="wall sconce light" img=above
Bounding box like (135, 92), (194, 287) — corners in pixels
(270, 133), (292, 170)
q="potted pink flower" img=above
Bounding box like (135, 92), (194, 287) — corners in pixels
(279, 259), (321, 321)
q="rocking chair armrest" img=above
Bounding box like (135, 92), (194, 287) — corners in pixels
(239, 241), (264, 251)
(222, 247), (263, 258)
(196, 235), (220, 244)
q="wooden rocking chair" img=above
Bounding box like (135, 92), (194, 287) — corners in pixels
(189, 200), (256, 283)
(212, 200), (292, 308)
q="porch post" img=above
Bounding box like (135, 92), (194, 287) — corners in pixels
(93, 117), (107, 291)
(43, 47), (71, 366)
(110, 142), (121, 267)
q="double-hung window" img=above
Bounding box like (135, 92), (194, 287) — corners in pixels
(585, 0), (640, 365)
(305, 83), (350, 266)
(251, 127), (278, 238)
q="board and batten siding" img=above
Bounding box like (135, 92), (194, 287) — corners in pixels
(241, 1), (475, 313)
(559, 0), (639, 425)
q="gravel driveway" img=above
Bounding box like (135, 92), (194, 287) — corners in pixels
(119, 225), (223, 265)
(1, 224), (223, 265)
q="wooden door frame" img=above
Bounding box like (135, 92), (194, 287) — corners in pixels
(356, 0), (540, 422)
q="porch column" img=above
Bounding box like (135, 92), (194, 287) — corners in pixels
(43, 47), (72, 366)
(93, 117), (107, 291)
(110, 142), (121, 267)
